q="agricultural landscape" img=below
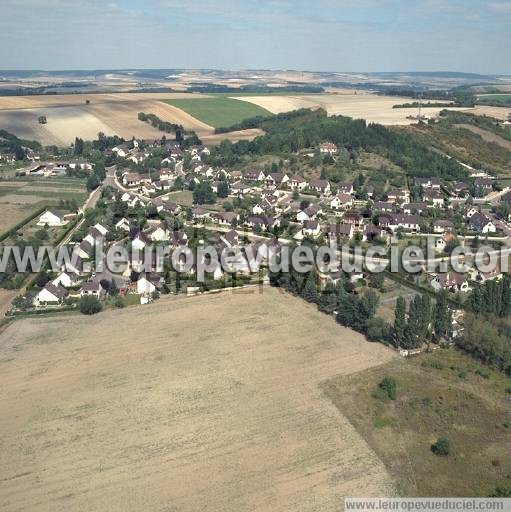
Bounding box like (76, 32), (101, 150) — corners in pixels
(1, 64), (511, 510)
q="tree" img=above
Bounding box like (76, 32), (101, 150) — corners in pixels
(393, 296), (406, 347)
(74, 137), (84, 156)
(79, 296), (102, 315)
(431, 437), (450, 456)
(378, 376), (397, 400)
(86, 173), (100, 191)
(433, 290), (451, 341)
(217, 180), (230, 198)
(193, 182), (216, 205)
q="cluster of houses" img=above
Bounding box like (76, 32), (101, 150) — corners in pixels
(26, 136), (510, 308)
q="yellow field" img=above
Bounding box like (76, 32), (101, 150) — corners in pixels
(236, 92), (463, 125)
(0, 92), (267, 146)
(0, 287), (396, 511)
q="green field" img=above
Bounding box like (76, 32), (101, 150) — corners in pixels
(163, 97), (272, 128)
(477, 94), (511, 107)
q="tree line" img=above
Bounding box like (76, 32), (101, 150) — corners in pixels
(208, 109), (467, 180)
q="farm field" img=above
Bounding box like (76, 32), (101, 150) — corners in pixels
(0, 287), (397, 512)
(235, 92), (468, 125)
(323, 348), (511, 497)
(163, 97), (273, 128)
(0, 177), (86, 235)
(0, 92), (267, 146)
(476, 94), (511, 107)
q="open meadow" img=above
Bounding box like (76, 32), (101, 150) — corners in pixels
(0, 287), (397, 512)
(323, 349), (511, 497)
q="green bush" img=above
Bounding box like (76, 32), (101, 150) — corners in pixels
(431, 437), (450, 456)
(378, 376), (397, 400)
(79, 296), (102, 315)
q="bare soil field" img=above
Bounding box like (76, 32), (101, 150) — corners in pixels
(0, 287), (396, 512)
(0, 291), (17, 318)
(236, 93), (464, 125)
(0, 93), (205, 110)
(0, 92), (266, 146)
(462, 105), (511, 121)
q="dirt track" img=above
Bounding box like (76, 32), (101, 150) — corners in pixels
(0, 287), (396, 511)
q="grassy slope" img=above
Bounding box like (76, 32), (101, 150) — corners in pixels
(477, 94), (511, 107)
(163, 97), (272, 128)
(322, 348), (511, 497)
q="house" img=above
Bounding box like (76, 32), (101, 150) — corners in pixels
(434, 238), (446, 252)
(414, 177), (441, 189)
(474, 177), (493, 192)
(158, 201), (180, 215)
(326, 223), (354, 241)
(219, 229), (239, 248)
(191, 207), (210, 221)
(243, 169), (265, 181)
(132, 231), (151, 251)
(115, 217), (131, 232)
(386, 188), (410, 204)
(330, 193), (353, 210)
(246, 215), (279, 231)
(169, 229), (188, 248)
(52, 271), (79, 288)
(454, 181), (470, 196)
(37, 209), (65, 227)
(342, 212), (364, 227)
(378, 213), (420, 233)
(309, 179), (331, 196)
(462, 205), (479, 219)
(63, 255), (87, 276)
(297, 204), (322, 222)
(423, 189), (444, 207)
(319, 142), (338, 154)
(302, 220), (321, 238)
(148, 222), (170, 242)
(230, 182), (252, 196)
(253, 198), (276, 215)
(84, 227), (104, 247)
(373, 201), (394, 212)
(431, 272), (471, 293)
(265, 173), (289, 188)
(34, 283), (68, 305)
(337, 182), (354, 195)
(74, 240), (94, 259)
(80, 280), (106, 298)
(137, 272), (163, 295)
(210, 212), (238, 226)
(112, 144), (129, 158)
(432, 219), (454, 234)
(289, 175), (308, 191)
(468, 212), (496, 233)
(402, 202), (427, 215)
(123, 172), (143, 187)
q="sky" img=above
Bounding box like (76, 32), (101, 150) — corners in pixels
(1, 0), (510, 74)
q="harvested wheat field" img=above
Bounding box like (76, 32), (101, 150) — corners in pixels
(236, 93), (462, 125)
(0, 287), (396, 512)
(0, 92), (268, 146)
